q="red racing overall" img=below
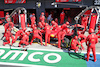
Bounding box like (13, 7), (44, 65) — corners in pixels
(60, 11), (65, 24)
(39, 12), (45, 23)
(4, 22), (14, 36)
(86, 33), (98, 62)
(30, 13), (36, 28)
(57, 30), (66, 48)
(70, 36), (80, 52)
(14, 29), (24, 42)
(78, 32), (86, 50)
(19, 32), (30, 48)
(5, 12), (11, 23)
(3, 28), (14, 46)
(44, 23), (52, 46)
(30, 27), (43, 45)
(55, 18), (58, 24)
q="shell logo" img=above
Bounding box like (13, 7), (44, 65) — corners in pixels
(51, 34), (55, 37)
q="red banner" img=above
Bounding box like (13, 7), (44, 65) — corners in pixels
(56, 0), (69, 2)
(55, 0), (81, 2)
(73, 0), (81, 2)
(0, 11), (4, 18)
(4, 0), (26, 4)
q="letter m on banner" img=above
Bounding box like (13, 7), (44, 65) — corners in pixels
(1, 50), (28, 61)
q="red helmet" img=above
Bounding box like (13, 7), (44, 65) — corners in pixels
(23, 28), (26, 32)
(32, 13), (35, 15)
(51, 21), (55, 24)
(38, 22), (42, 25)
(45, 23), (49, 26)
(42, 22), (45, 25)
(89, 28), (94, 34)
(8, 28), (11, 31)
(74, 36), (78, 39)
(6, 12), (9, 15)
(41, 12), (44, 15)
(33, 27), (37, 29)
(66, 22), (69, 25)
(77, 31), (81, 35)
(61, 24), (66, 28)
(62, 10), (64, 12)
(66, 29), (70, 33)
(25, 32), (30, 35)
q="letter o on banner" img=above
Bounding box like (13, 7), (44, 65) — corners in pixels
(44, 53), (61, 63)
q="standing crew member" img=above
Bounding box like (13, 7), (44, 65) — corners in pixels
(30, 13), (36, 28)
(44, 23), (52, 46)
(86, 29), (98, 62)
(60, 10), (65, 24)
(39, 12), (45, 23)
(55, 18), (58, 24)
(3, 28), (14, 46)
(47, 14), (52, 24)
(5, 12), (11, 23)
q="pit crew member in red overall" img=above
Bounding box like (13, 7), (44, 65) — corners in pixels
(30, 27), (43, 45)
(3, 28), (14, 46)
(13, 29), (25, 42)
(4, 22), (14, 37)
(70, 36), (80, 52)
(19, 32), (30, 48)
(86, 29), (98, 62)
(39, 12), (45, 23)
(5, 12), (11, 23)
(30, 13), (36, 28)
(44, 23), (52, 46)
(77, 31), (86, 50)
(55, 18), (58, 24)
(60, 10), (65, 24)
(57, 29), (70, 49)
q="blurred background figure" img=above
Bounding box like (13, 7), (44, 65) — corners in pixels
(47, 14), (53, 24)
(60, 10), (65, 24)
(55, 18), (58, 24)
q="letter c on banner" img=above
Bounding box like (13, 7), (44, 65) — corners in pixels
(44, 53), (61, 63)
(28, 52), (44, 62)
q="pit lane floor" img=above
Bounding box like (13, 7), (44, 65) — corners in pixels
(0, 25), (100, 67)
